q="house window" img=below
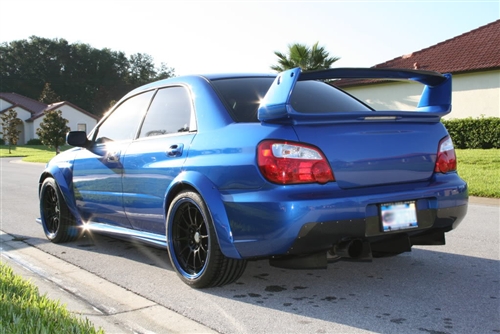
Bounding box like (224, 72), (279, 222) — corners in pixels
(77, 123), (87, 133)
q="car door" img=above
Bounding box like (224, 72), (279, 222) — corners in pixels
(72, 91), (155, 227)
(121, 86), (196, 234)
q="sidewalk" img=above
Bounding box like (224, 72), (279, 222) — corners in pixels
(0, 231), (217, 334)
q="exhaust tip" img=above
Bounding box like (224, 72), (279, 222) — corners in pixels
(332, 239), (370, 259)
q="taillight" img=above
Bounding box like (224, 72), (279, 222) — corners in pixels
(435, 136), (457, 173)
(257, 140), (335, 184)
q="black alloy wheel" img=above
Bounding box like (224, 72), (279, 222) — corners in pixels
(167, 191), (247, 288)
(40, 178), (81, 243)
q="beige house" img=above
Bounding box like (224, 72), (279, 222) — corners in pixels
(336, 19), (500, 119)
(0, 93), (99, 145)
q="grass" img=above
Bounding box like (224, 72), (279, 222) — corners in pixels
(1, 145), (498, 198)
(0, 145), (71, 163)
(456, 149), (500, 198)
(0, 263), (104, 334)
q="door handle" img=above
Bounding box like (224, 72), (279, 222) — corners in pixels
(166, 144), (184, 157)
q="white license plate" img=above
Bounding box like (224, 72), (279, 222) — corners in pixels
(380, 201), (418, 232)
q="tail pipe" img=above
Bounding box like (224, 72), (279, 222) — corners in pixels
(331, 239), (372, 260)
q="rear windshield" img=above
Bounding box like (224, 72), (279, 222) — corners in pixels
(211, 77), (372, 122)
(211, 78), (273, 122)
(291, 81), (373, 113)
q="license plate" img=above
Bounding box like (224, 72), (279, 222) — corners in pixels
(380, 201), (418, 232)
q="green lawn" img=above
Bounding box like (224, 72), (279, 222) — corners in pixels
(0, 145), (70, 163)
(1, 145), (498, 198)
(456, 149), (499, 198)
(0, 263), (104, 334)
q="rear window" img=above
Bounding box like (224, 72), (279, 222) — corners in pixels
(211, 77), (372, 122)
(211, 77), (274, 122)
(291, 81), (373, 113)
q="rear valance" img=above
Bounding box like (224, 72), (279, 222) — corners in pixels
(258, 67), (452, 122)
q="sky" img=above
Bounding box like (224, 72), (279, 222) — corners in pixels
(1, 0), (499, 76)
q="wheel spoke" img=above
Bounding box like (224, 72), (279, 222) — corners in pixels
(43, 186), (61, 234)
(172, 199), (211, 276)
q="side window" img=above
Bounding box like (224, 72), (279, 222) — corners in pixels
(139, 86), (192, 138)
(95, 91), (154, 143)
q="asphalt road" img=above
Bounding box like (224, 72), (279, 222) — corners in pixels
(1, 157), (499, 334)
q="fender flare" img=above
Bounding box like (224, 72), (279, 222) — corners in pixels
(39, 165), (83, 226)
(164, 171), (242, 259)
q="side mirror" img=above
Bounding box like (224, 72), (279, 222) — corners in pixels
(67, 131), (90, 148)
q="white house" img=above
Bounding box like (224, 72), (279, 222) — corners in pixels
(0, 93), (99, 145)
(335, 19), (500, 120)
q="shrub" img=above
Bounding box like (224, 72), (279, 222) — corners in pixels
(26, 138), (43, 145)
(442, 116), (500, 149)
(0, 138), (5, 145)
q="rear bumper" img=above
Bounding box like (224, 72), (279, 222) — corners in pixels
(223, 173), (468, 258)
(285, 203), (467, 255)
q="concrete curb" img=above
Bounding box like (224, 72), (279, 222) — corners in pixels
(0, 231), (217, 334)
(469, 196), (500, 206)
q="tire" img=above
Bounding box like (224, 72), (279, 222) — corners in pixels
(40, 178), (81, 243)
(166, 191), (247, 288)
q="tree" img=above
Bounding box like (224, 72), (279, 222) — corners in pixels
(39, 82), (60, 104)
(0, 36), (176, 117)
(271, 42), (340, 72)
(36, 110), (70, 155)
(0, 109), (23, 153)
(155, 62), (176, 81)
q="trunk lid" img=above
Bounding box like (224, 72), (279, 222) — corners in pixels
(292, 119), (445, 189)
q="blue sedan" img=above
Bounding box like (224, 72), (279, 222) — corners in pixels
(38, 67), (468, 288)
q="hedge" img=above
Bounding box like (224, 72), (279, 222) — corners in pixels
(26, 138), (43, 145)
(442, 116), (500, 149)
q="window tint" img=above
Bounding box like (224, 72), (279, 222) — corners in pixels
(211, 78), (274, 122)
(212, 77), (371, 122)
(291, 81), (372, 113)
(139, 86), (193, 138)
(95, 91), (154, 143)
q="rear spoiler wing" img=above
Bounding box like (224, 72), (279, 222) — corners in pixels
(258, 67), (452, 121)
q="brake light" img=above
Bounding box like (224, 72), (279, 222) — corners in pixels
(435, 136), (457, 173)
(257, 140), (335, 184)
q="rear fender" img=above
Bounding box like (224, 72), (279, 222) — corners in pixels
(165, 171), (242, 259)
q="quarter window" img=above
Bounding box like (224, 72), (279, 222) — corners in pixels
(139, 86), (193, 138)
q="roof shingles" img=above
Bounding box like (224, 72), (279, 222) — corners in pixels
(0, 92), (99, 121)
(374, 19), (500, 73)
(0, 92), (47, 117)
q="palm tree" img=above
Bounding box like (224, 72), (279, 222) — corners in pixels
(271, 42), (340, 72)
